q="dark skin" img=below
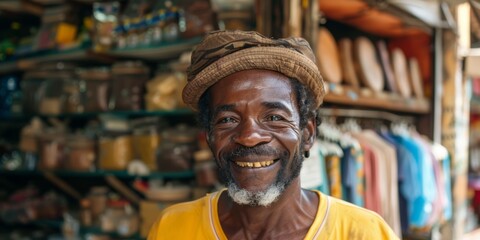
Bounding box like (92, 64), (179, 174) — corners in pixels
(206, 69), (319, 240)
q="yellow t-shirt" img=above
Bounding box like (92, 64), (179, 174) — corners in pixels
(148, 190), (399, 240)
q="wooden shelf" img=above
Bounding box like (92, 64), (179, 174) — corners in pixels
(0, 61), (17, 75)
(323, 84), (430, 114)
(109, 37), (202, 60)
(0, 37), (202, 74)
(0, 0), (43, 16)
(0, 109), (193, 121)
(0, 169), (195, 179)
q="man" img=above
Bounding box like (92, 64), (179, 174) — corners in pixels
(148, 30), (399, 239)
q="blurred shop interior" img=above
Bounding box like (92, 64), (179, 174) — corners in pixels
(1, 0), (480, 239)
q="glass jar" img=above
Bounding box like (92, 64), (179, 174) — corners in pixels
(35, 63), (76, 115)
(156, 125), (197, 172)
(64, 135), (96, 171)
(0, 75), (20, 115)
(132, 125), (161, 171)
(163, 7), (180, 42)
(145, 70), (187, 111)
(98, 132), (133, 170)
(109, 61), (149, 111)
(62, 78), (83, 113)
(21, 72), (46, 114)
(37, 130), (66, 170)
(93, 2), (120, 52)
(87, 187), (108, 222)
(77, 67), (111, 113)
(80, 198), (93, 227)
(117, 204), (139, 237)
(100, 199), (128, 233)
(194, 149), (218, 187)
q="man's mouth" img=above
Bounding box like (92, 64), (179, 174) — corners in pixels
(234, 160), (277, 168)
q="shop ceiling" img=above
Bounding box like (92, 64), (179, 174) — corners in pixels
(319, 0), (466, 37)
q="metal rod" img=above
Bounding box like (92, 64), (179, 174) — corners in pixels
(105, 175), (141, 205)
(318, 108), (415, 123)
(43, 172), (82, 200)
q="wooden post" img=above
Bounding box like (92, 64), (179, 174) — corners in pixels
(441, 28), (470, 240)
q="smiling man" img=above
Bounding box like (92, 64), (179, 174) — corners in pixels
(148, 30), (399, 240)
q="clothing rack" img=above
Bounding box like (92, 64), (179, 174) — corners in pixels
(318, 108), (415, 124)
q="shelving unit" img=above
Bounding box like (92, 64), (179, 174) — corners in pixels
(0, 109), (194, 121)
(110, 37), (202, 60)
(323, 84), (430, 114)
(0, 37), (202, 75)
(3, 220), (144, 240)
(0, 169), (195, 179)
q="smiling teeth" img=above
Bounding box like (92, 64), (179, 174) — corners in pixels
(235, 160), (275, 168)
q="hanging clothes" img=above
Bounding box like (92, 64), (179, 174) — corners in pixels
(353, 130), (402, 237)
(318, 140), (344, 199)
(341, 143), (365, 207)
(351, 133), (382, 215)
(300, 140), (330, 195)
(378, 130), (414, 233)
(389, 133), (437, 228)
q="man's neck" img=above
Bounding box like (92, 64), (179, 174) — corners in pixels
(217, 178), (319, 240)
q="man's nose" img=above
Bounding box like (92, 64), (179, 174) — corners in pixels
(234, 119), (272, 147)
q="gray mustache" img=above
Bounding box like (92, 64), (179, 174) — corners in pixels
(223, 145), (283, 160)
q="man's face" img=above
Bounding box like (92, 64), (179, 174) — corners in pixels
(206, 69), (311, 206)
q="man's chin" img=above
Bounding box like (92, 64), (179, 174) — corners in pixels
(226, 182), (285, 207)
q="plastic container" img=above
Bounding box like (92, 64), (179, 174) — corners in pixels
(109, 61), (149, 111)
(98, 132), (133, 170)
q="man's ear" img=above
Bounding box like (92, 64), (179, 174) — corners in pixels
(303, 117), (316, 152)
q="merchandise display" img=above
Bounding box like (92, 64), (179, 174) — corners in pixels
(316, 28), (342, 84)
(391, 48), (412, 98)
(98, 132), (133, 170)
(0, 0), (473, 239)
(338, 38), (359, 88)
(353, 36), (384, 92)
(76, 67), (112, 113)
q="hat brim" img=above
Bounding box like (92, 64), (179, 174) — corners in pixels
(182, 46), (326, 111)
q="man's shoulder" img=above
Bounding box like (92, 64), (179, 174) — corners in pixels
(160, 193), (211, 218)
(147, 193), (216, 239)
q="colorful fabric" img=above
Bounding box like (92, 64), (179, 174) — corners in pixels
(325, 155), (343, 199)
(341, 146), (364, 207)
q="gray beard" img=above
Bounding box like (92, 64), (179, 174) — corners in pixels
(218, 140), (306, 207)
(227, 181), (285, 207)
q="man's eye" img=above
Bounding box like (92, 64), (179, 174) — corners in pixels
(268, 115), (284, 121)
(219, 117), (236, 123)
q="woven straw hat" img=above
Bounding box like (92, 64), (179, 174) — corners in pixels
(183, 30), (326, 110)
